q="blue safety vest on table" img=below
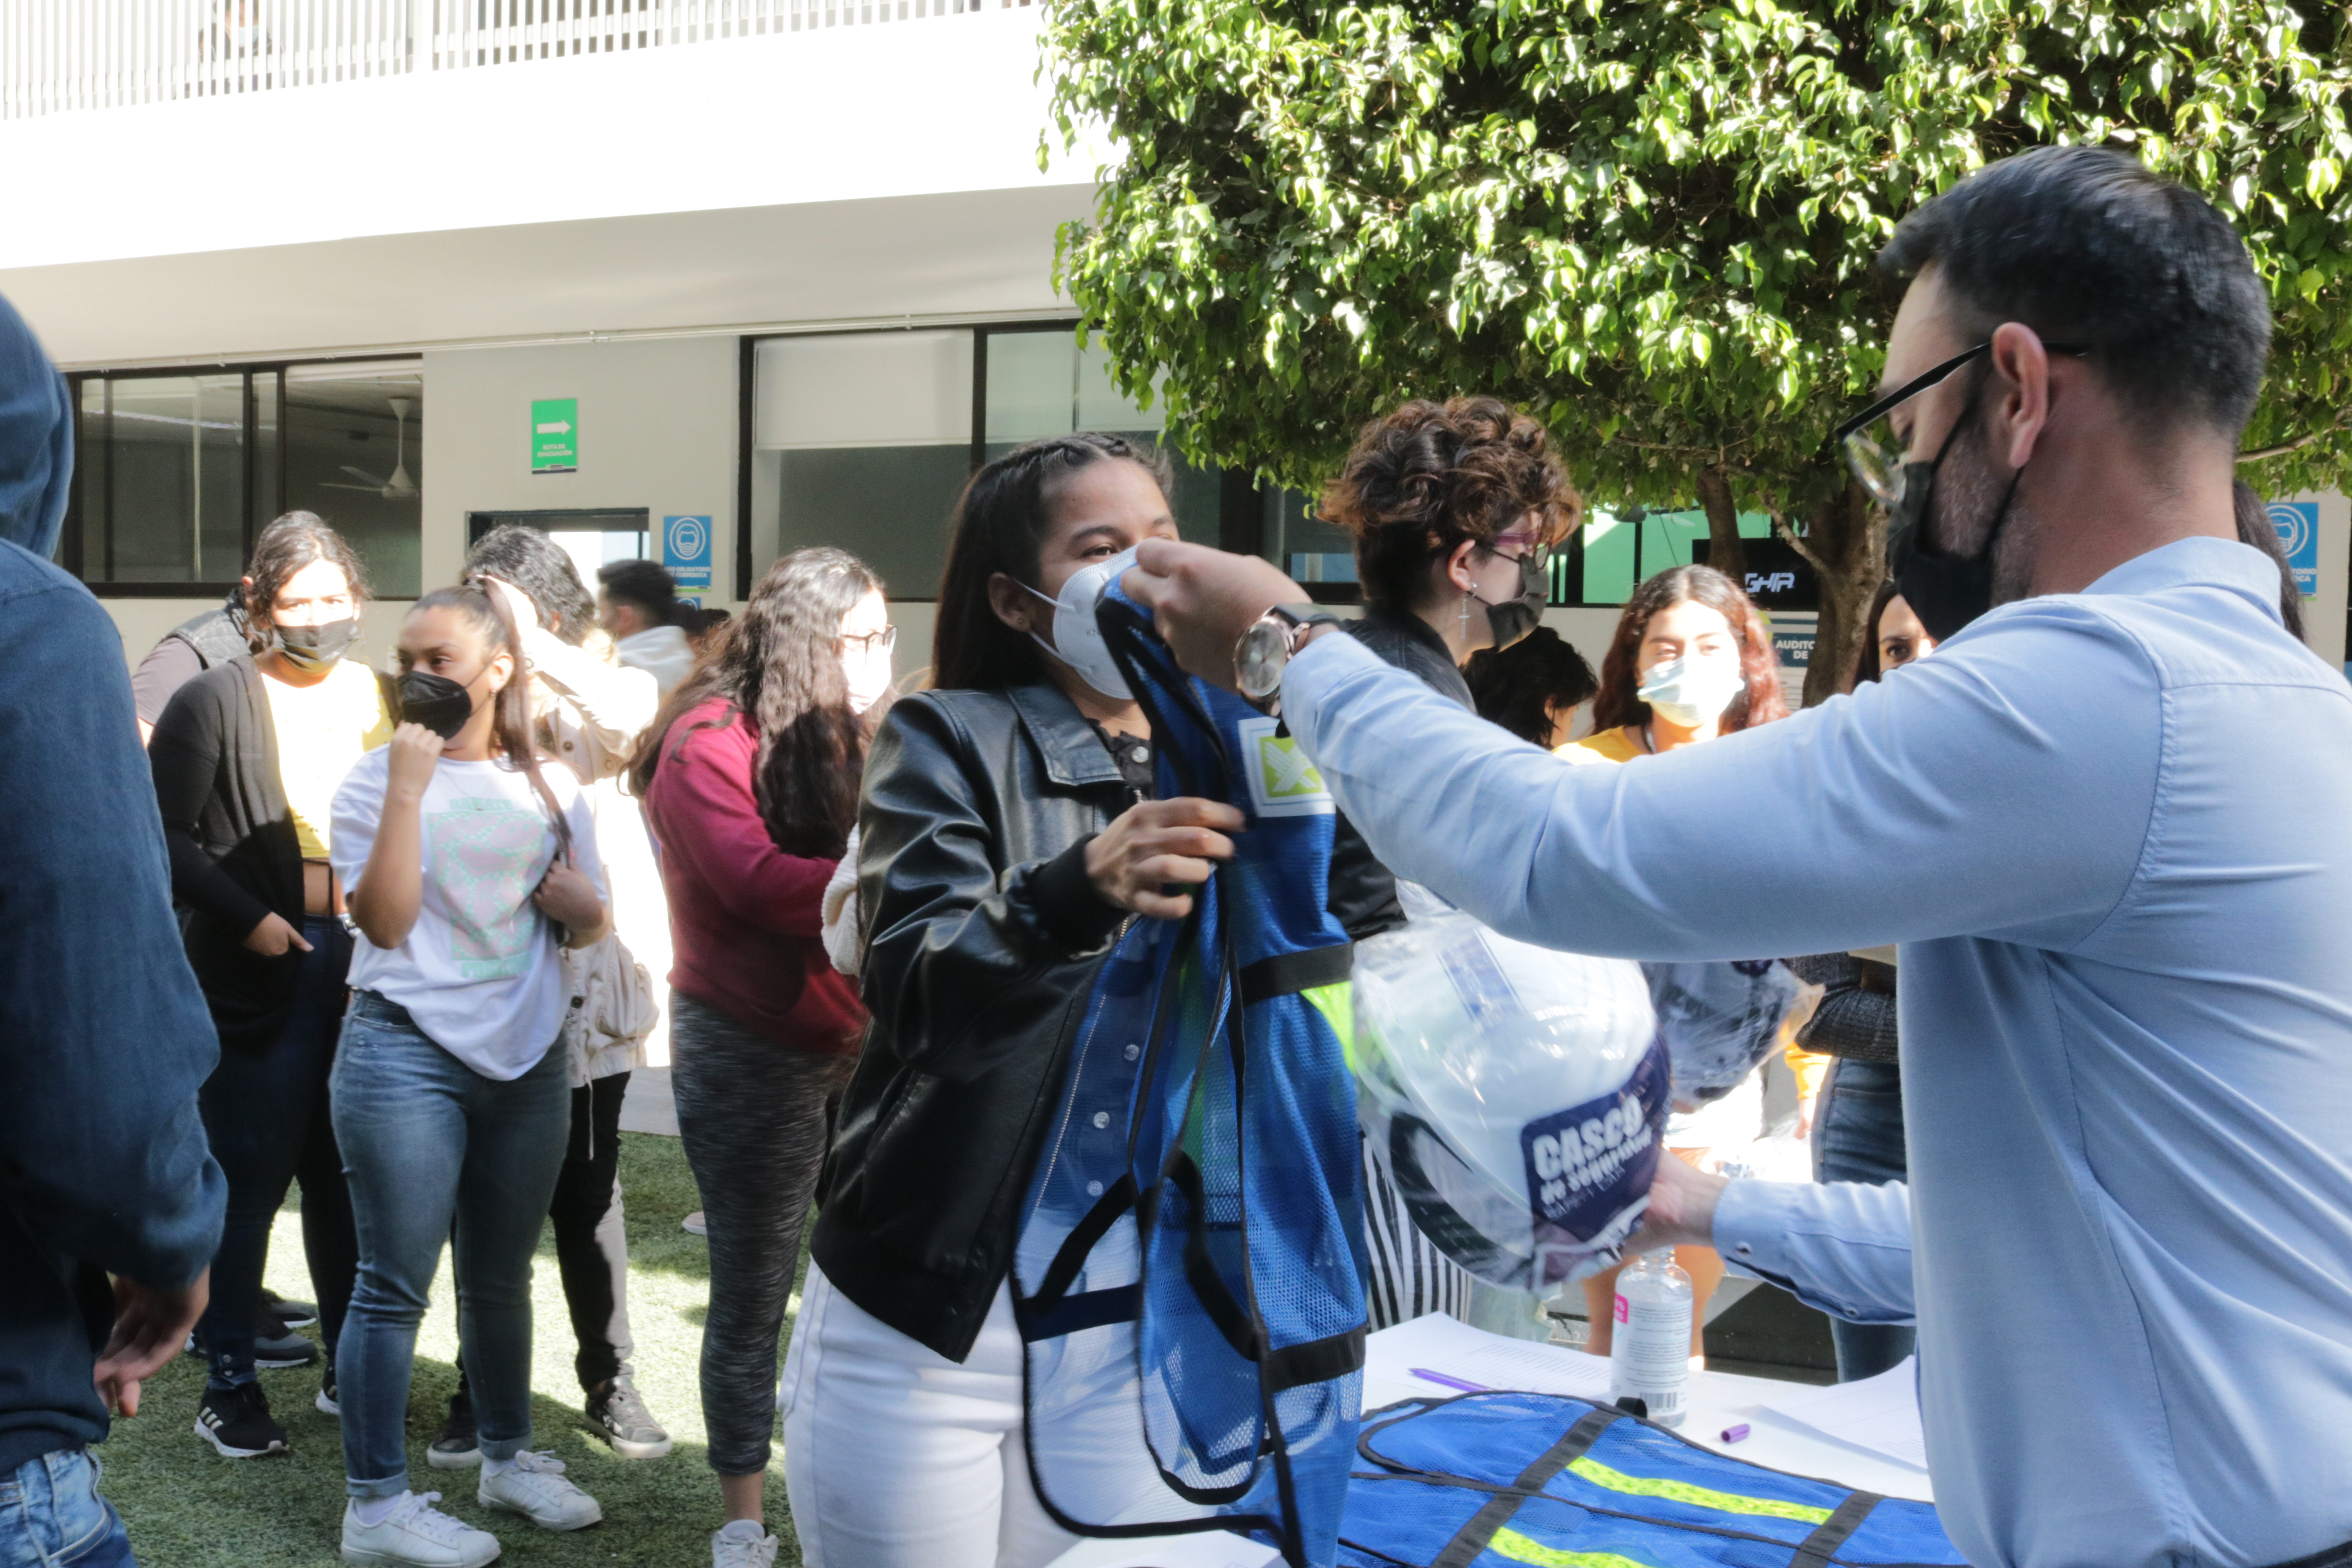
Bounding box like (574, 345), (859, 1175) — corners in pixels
(1011, 583), (1367, 1567)
(1342, 1392), (1964, 1568)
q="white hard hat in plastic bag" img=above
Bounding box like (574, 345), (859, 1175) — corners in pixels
(1351, 896), (1671, 1290)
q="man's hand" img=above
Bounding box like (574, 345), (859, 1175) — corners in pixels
(1620, 1149), (1730, 1257)
(241, 910), (314, 957)
(1086, 798), (1245, 920)
(95, 1271), (209, 1417)
(1122, 541), (1310, 694)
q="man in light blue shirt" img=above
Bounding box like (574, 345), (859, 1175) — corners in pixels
(1128, 148), (2352, 1566)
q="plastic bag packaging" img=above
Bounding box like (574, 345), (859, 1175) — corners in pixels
(1352, 898), (1670, 1291)
(1641, 959), (1803, 1106)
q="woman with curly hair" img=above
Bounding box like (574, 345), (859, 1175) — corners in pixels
(1319, 397), (1583, 1334)
(149, 511), (392, 1459)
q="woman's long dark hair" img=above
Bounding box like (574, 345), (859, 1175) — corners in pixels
(406, 583), (571, 858)
(932, 433), (1171, 693)
(2234, 480), (2307, 640)
(1589, 564), (1787, 734)
(628, 547), (881, 859)
(1465, 626), (1598, 745)
(243, 510), (369, 652)
(1853, 581), (1906, 686)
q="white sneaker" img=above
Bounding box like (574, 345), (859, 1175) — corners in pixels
(711, 1519), (778, 1568)
(339, 1493), (500, 1568)
(477, 1451), (603, 1532)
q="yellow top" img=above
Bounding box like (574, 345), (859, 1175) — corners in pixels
(1553, 718), (1832, 1101)
(1561, 724), (1645, 764)
(261, 660), (394, 860)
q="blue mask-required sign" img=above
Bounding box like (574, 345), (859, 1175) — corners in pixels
(2268, 500), (2319, 599)
(663, 514), (712, 595)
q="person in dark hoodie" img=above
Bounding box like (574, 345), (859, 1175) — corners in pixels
(0, 294), (225, 1564)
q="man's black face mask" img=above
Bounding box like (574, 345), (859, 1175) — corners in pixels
(1884, 383), (2031, 644)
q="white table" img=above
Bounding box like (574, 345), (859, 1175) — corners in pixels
(1048, 1318), (1929, 1568)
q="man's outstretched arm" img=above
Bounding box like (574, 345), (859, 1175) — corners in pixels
(1634, 1155), (1917, 1326)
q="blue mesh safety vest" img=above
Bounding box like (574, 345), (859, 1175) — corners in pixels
(1011, 583), (1368, 1568)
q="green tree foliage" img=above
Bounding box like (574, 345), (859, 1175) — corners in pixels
(1045, 0), (2352, 697)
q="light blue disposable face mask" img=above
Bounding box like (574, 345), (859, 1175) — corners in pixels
(1636, 654), (1746, 729)
(1022, 546), (1139, 701)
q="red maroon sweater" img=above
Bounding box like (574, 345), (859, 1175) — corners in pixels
(642, 700), (866, 1052)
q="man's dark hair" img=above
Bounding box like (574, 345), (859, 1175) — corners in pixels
(598, 558), (689, 630)
(463, 523), (596, 646)
(1878, 145), (2271, 438)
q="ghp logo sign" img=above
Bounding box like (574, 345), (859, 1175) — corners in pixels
(1238, 716), (1334, 818)
(2267, 500), (2319, 599)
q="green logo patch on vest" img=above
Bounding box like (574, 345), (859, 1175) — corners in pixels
(1238, 716), (1335, 818)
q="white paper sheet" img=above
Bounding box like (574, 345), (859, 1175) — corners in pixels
(1047, 1531), (1281, 1568)
(1757, 1355), (1928, 1470)
(1361, 1312), (1615, 1401)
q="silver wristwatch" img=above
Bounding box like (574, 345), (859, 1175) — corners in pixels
(1234, 604), (1341, 714)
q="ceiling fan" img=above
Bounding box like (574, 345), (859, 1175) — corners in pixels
(321, 397), (417, 499)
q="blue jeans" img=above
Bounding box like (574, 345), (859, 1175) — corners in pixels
(0, 1450), (133, 1568)
(330, 991), (570, 1501)
(195, 915), (358, 1392)
(1811, 1057), (1916, 1381)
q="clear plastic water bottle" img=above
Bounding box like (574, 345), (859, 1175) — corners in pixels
(1610, 1246), (1693, 1426)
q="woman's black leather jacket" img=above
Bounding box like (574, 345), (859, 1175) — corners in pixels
(811, 682), (1141, 1363)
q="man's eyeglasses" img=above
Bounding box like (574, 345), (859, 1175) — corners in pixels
(1834, 339), (2089, 508)
(842, 626), (897, 655)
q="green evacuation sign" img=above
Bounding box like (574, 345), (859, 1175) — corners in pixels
(531, 398), (578, 474)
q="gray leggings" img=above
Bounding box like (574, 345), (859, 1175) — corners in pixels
(670, 992), (857, 1476)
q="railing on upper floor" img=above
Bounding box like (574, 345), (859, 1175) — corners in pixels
(1, 0), (1035, 120)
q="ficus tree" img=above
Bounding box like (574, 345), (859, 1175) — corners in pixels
(1044, 0), (2352, 700)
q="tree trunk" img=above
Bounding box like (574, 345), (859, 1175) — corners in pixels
(1695, 465), (1745, 588)
(1796, 477), (1886, 708)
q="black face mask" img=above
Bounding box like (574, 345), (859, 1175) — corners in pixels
(1886, 397), (2025, 643)
(275, 617), (358, 675)
(1474, 548), (1548, 652)
(397, 670), (480, 742)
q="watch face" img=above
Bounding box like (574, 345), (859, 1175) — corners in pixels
(1236, 618), (1288, 700)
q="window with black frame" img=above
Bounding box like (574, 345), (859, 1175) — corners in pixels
(742, 323), (1229, 600)
(63, 358), (423, 597)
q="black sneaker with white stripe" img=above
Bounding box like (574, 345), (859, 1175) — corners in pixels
(194, 1383), (288, 1459)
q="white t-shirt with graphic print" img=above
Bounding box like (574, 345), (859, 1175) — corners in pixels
(331, 748), (605, 1081)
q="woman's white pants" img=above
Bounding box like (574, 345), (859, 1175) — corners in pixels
(784, 1263), (1131, 1568)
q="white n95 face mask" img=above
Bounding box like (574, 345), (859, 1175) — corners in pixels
(1637, 654), (1746, 729)
(1023, 546), (1138, 702)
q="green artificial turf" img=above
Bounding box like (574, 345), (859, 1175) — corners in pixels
(96, 1131), (809, 1568)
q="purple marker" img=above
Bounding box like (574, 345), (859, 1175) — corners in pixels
(1410, 1368), (1490, 1394)
(1720, 1423), (1751, 1444)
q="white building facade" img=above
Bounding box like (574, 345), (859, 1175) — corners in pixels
(4, 1), (2345, 677)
